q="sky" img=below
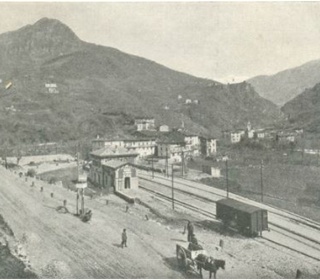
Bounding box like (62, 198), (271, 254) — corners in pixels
(1, 2), (320, 83)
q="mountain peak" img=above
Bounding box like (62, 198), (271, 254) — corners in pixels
(31, 17), (80, 40)
(0, 17), (82, 67)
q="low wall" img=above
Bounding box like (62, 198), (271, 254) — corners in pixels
(114, 190), (135, 204)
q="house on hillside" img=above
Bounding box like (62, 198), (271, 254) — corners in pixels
(92, 136), (155, 158)
(246, 122), (255, 139)
(134, 117), (155, 131)
(230, 130), (245, 143)
(256, 130), (265, 139)
(45, 83), (59, 94)
(200, 137), (217, 156)
(123, 138), (156, 158)
(184, 133), (201, 156)
(159, 124), (170, 132)
(92, 138), (125, 151)
(277, 133), (296, 143)
(156, 131), (188, 162)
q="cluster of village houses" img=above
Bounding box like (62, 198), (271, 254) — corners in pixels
(225, 122), (302, 144)
(88, 117), (217, 194)
(87, 118), (303, 195)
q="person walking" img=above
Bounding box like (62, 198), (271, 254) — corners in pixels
(121, 229), (127, 248)
(187, 221), (194, 242)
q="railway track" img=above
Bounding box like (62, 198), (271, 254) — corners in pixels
(139, 176), (320, 262)
(139, 172), (320, 231)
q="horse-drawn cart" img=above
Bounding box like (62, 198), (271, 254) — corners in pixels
(176, 244), (206, 269)
(176, 244), (226, 279)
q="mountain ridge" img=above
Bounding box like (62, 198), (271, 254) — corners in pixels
(0, 18), (281, 146)
(248, 58), (320, 106)
(282, 82), (320, 133)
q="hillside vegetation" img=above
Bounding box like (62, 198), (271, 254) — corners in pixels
(248, 59), (320, 106)
(0, 18), (281, 146)
(281, 83), (320, 134)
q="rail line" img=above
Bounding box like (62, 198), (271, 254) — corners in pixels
(139, 172), (320, 231)
(139, 178), (320, 262)
(140, 176), (320, 248)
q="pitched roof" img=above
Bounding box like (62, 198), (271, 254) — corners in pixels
(217, 198), (266, 214)
(132, 130), (159, 139)
(90, 146), (138, 158)
(157, 131), (185, 144)
(102, 160), (131, 169)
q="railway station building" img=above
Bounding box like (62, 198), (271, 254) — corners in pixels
(88, 146), (139, 192)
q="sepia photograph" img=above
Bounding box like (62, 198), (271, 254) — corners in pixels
(0, 1), (320, 278)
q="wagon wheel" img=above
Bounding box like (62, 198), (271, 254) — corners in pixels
(176, 246), (187, 269)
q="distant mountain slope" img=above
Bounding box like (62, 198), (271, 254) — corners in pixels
(0, 18), (281, 146)
(282, 83), (320, 133)
(248, 59), (320, 106)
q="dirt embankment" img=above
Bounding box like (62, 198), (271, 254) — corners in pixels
(0, 213), (38, 278)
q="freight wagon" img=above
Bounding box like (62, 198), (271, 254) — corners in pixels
(216, 198), (268, 237)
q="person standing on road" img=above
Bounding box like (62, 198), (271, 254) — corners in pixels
(121, 229), (127, 248)
(187, 221), (194, 242)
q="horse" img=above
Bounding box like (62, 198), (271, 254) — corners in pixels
(195, 254), (225, 279)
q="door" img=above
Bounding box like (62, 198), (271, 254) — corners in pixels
(125, 177), (130, 189)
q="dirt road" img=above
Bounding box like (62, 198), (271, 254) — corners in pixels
(0, 166), (184, 278)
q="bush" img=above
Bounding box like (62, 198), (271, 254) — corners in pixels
(49, 177), (57, 184)
(26, 168), (36, 178)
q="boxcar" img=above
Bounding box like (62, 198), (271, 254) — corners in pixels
(216, 198), (268, 237)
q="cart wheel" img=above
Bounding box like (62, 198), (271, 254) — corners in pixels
(176, 246), (187, 268)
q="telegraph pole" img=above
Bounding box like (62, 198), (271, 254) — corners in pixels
(260, 159), (264, 203)
(81, 188), (85, 214)
(151, 157), (154, 179)
(172, 164), (175, 210)
(181, 150), (184, 177)
(4, 145), (8, 169)
(76, 190), (79, 215)
(165, 147), (169, 178)
(225, 159), (229, 198)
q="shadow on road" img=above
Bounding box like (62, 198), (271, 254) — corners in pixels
(170, 238), (187, 242)
(112, 243), (122, 248)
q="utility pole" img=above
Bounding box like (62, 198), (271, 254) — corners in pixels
(317, 149), (319, 166)
(260, 159), (264, 203)
(225, 159), (229, 198)
(165, 147), (169, 178)
(171, 164), (175, 210)
(76, 190), (79, 215)
(151, 157), (154, 179)
(4, 145), (8, 169)
(81, 188), (85, 215)
(181, 149), (184, 177)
